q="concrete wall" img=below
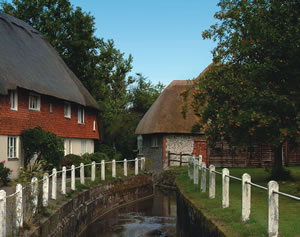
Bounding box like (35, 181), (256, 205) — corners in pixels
(28, 175), (153, 237)
(0, 135), (23, 179)
(0, 135), (94, 179)
(63, 138), (94, 156)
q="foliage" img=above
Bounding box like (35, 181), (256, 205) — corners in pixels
(20, 126), (64, 169)
(1, 0), (164, 160)
(61, 154), (82, 168)
(0, 160), (11, 186)
(192, 0), (300, 176)
(130, 73), (165, 116)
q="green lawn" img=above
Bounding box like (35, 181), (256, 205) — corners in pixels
(175, 166), (300, 237)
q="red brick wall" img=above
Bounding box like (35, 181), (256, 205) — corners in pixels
(0, 88), (100, 139)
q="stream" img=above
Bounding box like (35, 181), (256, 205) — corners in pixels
(79, 188), (177, 237)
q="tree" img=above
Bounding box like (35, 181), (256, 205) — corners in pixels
(130, 73), (165, 116)
(21, 126), (64, 169)
(192, 0), (300, 179)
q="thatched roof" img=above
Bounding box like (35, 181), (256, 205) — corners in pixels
(135, 80), (201, 135)
(0, 12), (99, 110)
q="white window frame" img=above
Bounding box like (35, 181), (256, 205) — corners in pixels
(29, 93), (41, 111)
(64, 140), (67, 156)
(93, 120), (96, 131)
(68, 140), (72, 154)
(64, 102), (71, 119)
(151, 135), (158, 148)
(78, 106), (85, 124)
(8, 136), (18, 159)
(81, 140), (87, 154)
(49, 103), (53, 113)
(10, 90), (18, 111)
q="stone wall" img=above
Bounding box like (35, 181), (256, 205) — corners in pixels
(28, 175), (153, 237)
(166, 135), (194, 166)
(176, 188), (226, 237)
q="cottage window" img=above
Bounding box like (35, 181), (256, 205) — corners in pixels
(8, 136), (18, 158)
(64, 102), (71, 119)
(93, 120), (96, 131)
(68, 140), (72, 154)
(151, 136), (158, 148)
(81, 140), (87, 154)
(29, 93), (40, 111)
(78, 107), (85, 124)
(10, 90), (18, 111)
(49, 103), (53, 113)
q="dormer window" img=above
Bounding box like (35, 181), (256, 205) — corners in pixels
(78, 106), (84, 124)
(29, 93), (40, 111)
(10, 90), (18, 111)
(64, 102), (71, 119)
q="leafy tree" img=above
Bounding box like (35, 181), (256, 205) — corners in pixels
(21, 126), (64, 169)
(192, 0), (300, 179)
(130, 73), (165, 116)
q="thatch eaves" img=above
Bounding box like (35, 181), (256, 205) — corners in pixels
(135, 80), (201, 135)
(0, 12), (99, 110)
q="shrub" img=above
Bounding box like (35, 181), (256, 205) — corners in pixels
(61, 154), (82, 168)
(21, 126), (64, 170)
(0, 161), (11, 186)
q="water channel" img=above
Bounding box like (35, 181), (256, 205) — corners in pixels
(79, 189), (177, 237)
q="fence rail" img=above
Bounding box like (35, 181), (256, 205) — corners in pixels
(0, 157), (146, 237)
(167, 151), (191, 167)
(187, 155), (300, 237)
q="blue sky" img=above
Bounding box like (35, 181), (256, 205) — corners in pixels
(72, 1), (220, 86)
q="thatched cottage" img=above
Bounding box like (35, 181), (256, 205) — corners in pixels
(0, 13), (100, 177)
(136, 76), (300, 170)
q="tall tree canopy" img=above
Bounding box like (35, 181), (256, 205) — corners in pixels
(192, 0), (300, 178)
(1, 0), (163, 159)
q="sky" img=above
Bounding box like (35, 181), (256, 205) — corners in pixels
(70, 0), (220, 86)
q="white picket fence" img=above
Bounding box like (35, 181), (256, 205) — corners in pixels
(0, 157), (146, 237)
(188, 156), (300, 237)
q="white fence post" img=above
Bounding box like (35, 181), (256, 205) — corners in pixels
(222, 168), (230, 208)
(31, 177), (38, 214)
(209, 165), (215, 199)
(0, 190), (6, 237)
(201, 162), (207, 192)
(71, 165), (75, 191)
(80, 163), (85, 185)
(188, 156), (191, 178)
(124, 159), (128, 176)
(193, 157), (199, 185)
(52, 168), (57, 200)
(101, 160), (105, 181)
(242, 173), (251, 222)
(199, 155), (203, 165)
(91, 161), (96, 182)
(43, 173), (49, 207)
(112, 159), (116, 178)
(141, 157), (145, 171)
(61, 166), (66, 195)
(268, 181), (279, 237)
(16, 184), (23, 228)
(135, 158), (139, 175)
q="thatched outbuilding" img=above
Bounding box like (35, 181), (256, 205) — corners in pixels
(136, 71), (300, 170)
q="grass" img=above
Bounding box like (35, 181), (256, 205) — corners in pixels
(175, 166), (300, 237)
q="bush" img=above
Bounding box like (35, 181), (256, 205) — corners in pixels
(61, 154), (82, 168)
(21, 126), (64, 169)
(0, 161), (11, 186)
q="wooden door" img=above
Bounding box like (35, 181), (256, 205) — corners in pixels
(193, 140), (208, 164)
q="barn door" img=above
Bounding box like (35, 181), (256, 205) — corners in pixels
(193, 140), (208, 164)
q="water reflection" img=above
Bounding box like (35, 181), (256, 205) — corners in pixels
(80, 189), (176, 237)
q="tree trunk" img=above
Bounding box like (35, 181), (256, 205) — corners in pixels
(271, 143), (290, 180)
